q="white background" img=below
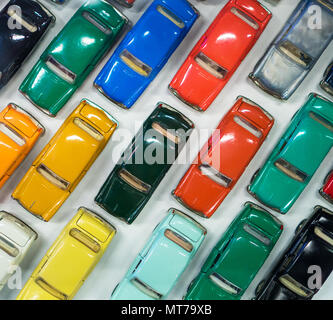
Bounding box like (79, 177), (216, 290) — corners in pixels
(0, 0), (332, 300)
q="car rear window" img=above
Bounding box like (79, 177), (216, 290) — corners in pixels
(0, 235), (19, 257)
(243, 223), (271, 246)
(234, 116), (262, 138)
(151, 122), (180, 144)
(82, 11), (112, 35)
(278, 274), (312, 298)
(0, 122), (25, 146)
(164, 229), (193, 252)
(69, 228), (101, 253)
(195, 52), (227, 79)
(73, 118), (104, 141)
(156, 5), (184, 29)
(309, 112), (333, 132)
(231, 7), (259, 30)
(7, 7), (37, 33)
(278, 40), (312, 67)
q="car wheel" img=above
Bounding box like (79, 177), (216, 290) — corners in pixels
(295, 219), (307, 235)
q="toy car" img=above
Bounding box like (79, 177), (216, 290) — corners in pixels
(16, 207), (116, 300)
(114, 0), (135, 8)
(173, 96), (274, 218)
(95, 102), (194, 224)
(0, 0), (54, 90)
(249, 0), (333, 100)
(0, 211), (37, 291)
(320, 62), (333, 96)
(169, 0), (271, 111)
(94, 0), (199, 109)
(248, 93), (333, 214)
(111, 208), (206, 300)
(0, 103), (44, 189)
(185, 202), (283, 300)
(320, 170), (333, 204)
(255, 206), (333, 300)
(12, 99), (118, 221)
(19, 0), (128, 116)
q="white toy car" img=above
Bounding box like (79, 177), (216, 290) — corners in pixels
(0, 211), (37, 290)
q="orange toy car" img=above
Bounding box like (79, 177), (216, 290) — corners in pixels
(0, 104), (44, 189)
(172, 96), (274, 218)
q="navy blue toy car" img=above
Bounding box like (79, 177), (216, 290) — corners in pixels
(321, 62), (333, 96)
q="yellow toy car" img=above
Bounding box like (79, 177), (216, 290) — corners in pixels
(16, 207), (116, 300)
(12, 99), (118, 221)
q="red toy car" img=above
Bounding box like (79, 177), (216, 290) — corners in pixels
(320, 170), (333, 204)
(172, 96), (274, 218)
(169, 0), (272, 111)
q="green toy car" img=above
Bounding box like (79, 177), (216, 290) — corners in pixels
(184, 202), (283, 300)
(248, 93), (333, 214)
(20, 0), (128, 116)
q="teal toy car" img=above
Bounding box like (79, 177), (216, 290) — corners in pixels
(19, 0), (128, 116)
(248, 93), (333, 214)
(184, 202), (283, 300)
(111, 208), (206, 300)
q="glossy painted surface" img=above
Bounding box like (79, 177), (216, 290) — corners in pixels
(16, 208), (116, 300)
(173, 96), (274, 218)
(19, 0), (128, 116)
(12, 100), (118, 221)
(256, 206), (333, 300)
(248, 93), (333, 214)
(0, 211), (37, 291)
(320, 170), (333, 204)
(0, 0), (54, 89)
(0, 104), (44, 189)
(250, 0), (333, 100)
(185, 202), (283, 300)
(95, 103), (194, 224)
(94, 0), (198, 109)
(321, 62), (333, 96)
(169, 0), (271, 111)
(111, 208), (206, 300)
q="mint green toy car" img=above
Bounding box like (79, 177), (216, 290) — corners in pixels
(111, 208), (206, 300)
(248, 93), (333, 214)
(185, 202), (283, 300)
(19, 0), (128, 116)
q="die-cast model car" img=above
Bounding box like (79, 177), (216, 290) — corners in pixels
(95, 102), (194, 224)
(320, 62), (333, 96)
(94, 0), (199, 109)
(248, 93), (333, 214)
(320, 170), (333, 204)
(20, 0), (128, 116)
(12, 100), (118, 221)
(169, 0), (272, 111)
(16, 207), (116, 300)
(111, 208), (206, 300)
(173, 96), (274, 218)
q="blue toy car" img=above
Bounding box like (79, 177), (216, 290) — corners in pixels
(111, 208), (206, 300)
(321, 62), (333, 96)
(94, 0), (199, 109)
(249, 0), (333, 100)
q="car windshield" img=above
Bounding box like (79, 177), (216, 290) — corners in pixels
(46, 56), (77, 84)
(0, 235), (19, 257)
(278, 40), (312, 68)
(199, 163), (232, 188)
(35, 277), (67, 300)
(278, 274), (313, 298)
(131, 277), (162, 299)
(274, 158), (308, 182)
(156, 5), (184, 29)
(82, 11), (111, 35)
(164, 229), (193, 252)
(37, 164), (70, 190)
(120, 50), (152, 77)
(73, 118), (103, 141)
(118, 168), (151, 194)
(7, 8), (37, 33)
(314, 226), (333, 246)
(234, 116), (262, 138)
(309, 112), (333, 132)
(195, 52), (228, 79)
(243, 224), (271, 246)
(209, 272), (241, 295)
(230, 7), (259, 30)
(69, 228), (101, 253)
